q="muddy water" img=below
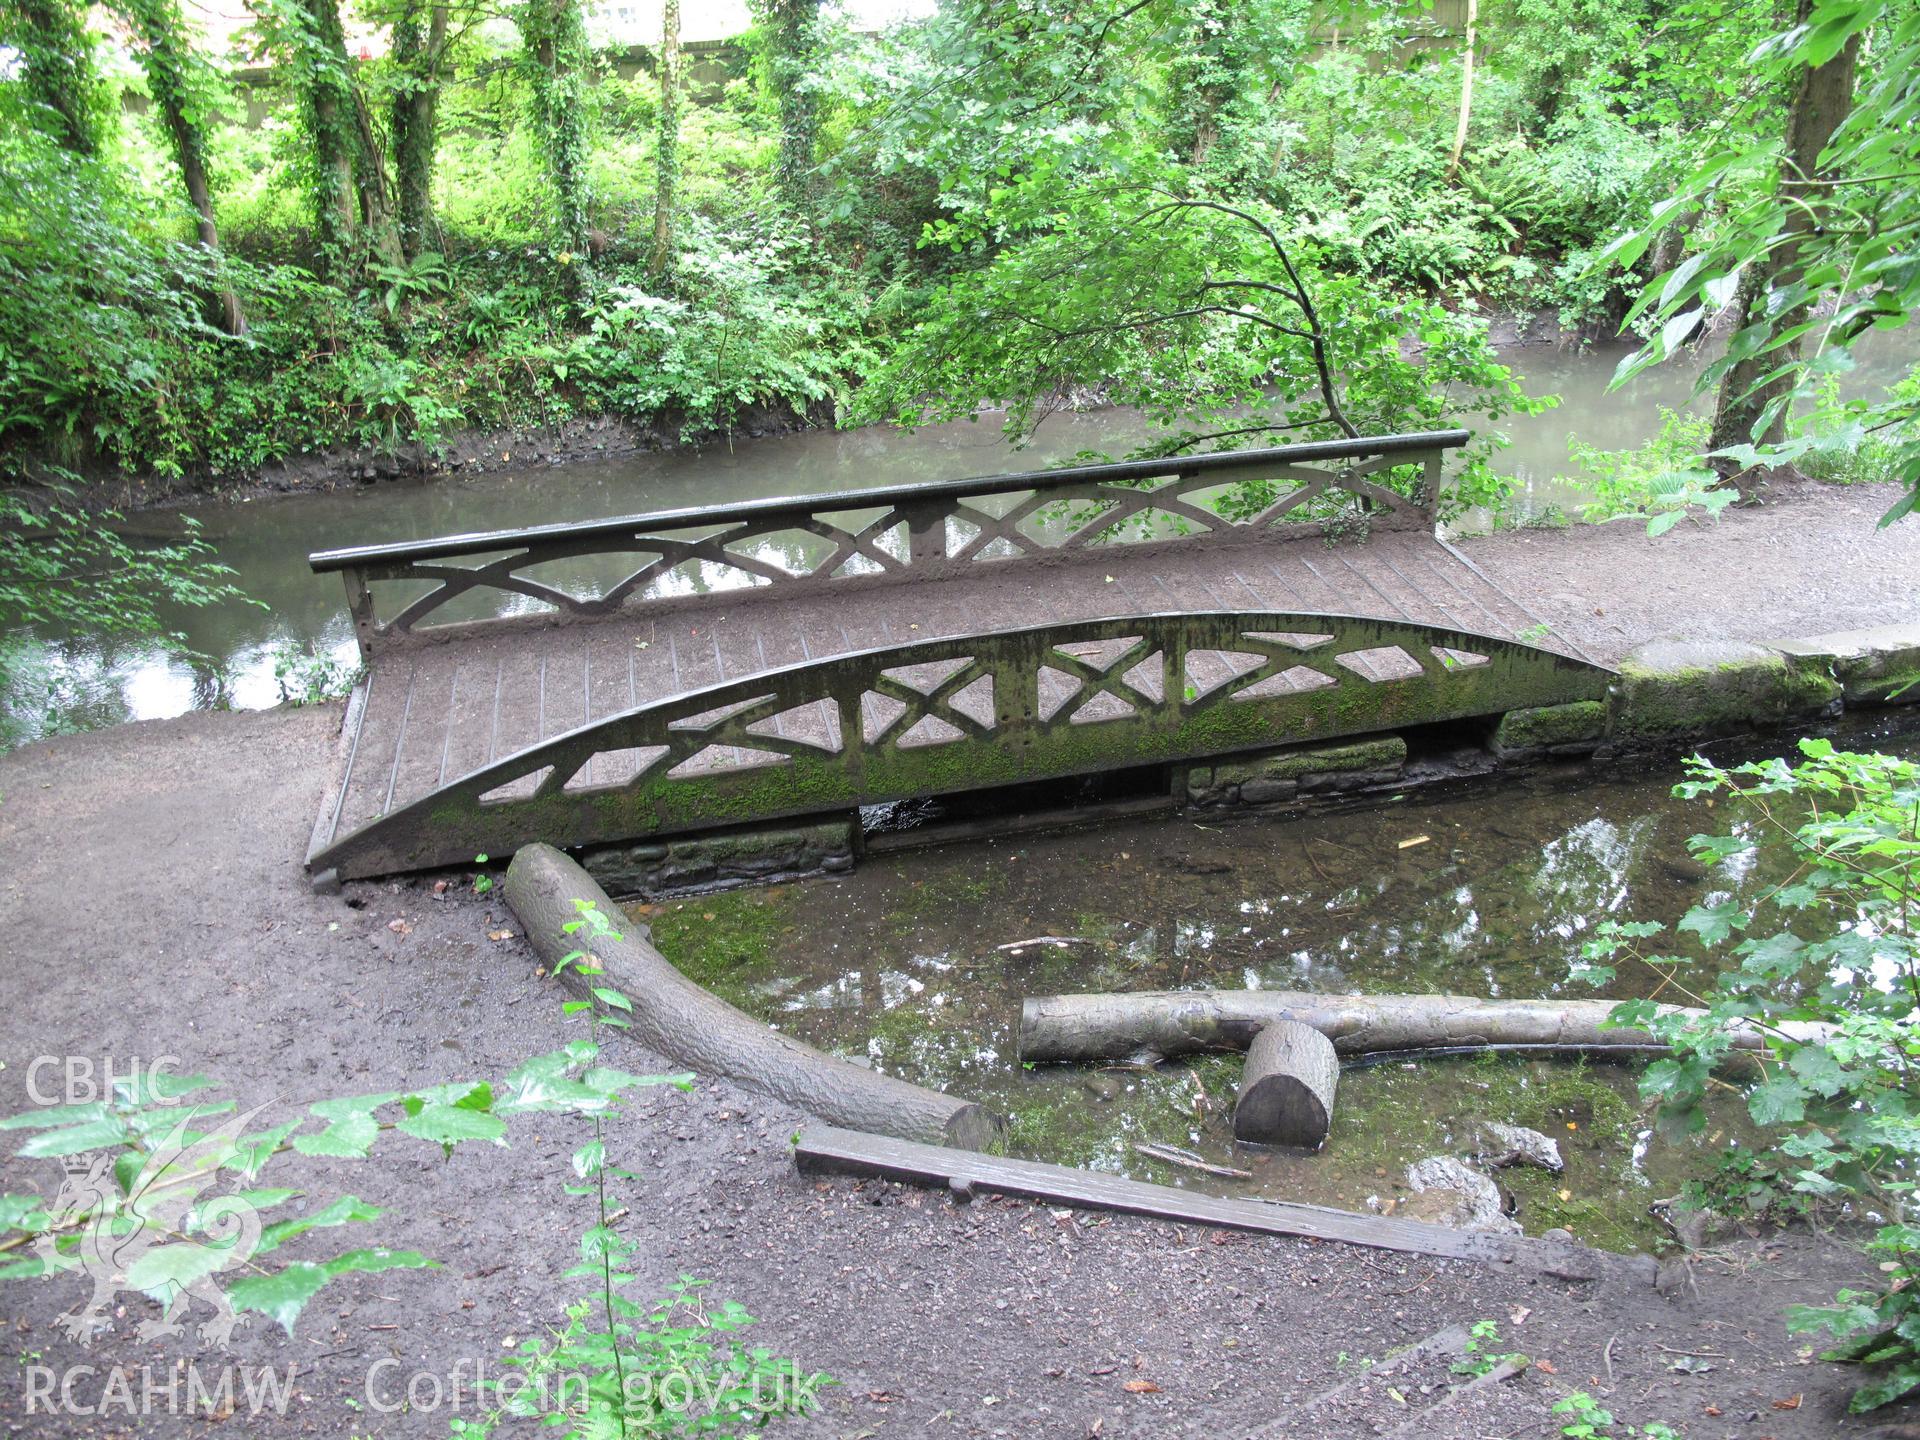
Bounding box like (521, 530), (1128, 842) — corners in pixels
(638, 716), (1920, 1254)
(23, 331), (1913, 738)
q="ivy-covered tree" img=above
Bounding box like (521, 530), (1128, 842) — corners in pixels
(1610, 0), (1920, 520)
(0, 0), (106, 157)
(652, 0), (681, 276)
(752, 0), (822, 211)
(113, 0), (245, 333)
(519, 0), (593, 290)
(388, 0), (449, 262)
(1704, 2), (1859, 486)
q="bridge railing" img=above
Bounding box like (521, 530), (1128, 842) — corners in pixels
(310, 430), (1469, 660)
(306, 607), (1610, 880)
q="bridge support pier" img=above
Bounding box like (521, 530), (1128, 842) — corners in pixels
(580, 815), (859, 900)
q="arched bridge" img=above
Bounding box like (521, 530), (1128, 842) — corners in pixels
(306, 431), (1613, 882)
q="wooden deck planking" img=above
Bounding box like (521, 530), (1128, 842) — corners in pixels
(319, 531), (1582, 850)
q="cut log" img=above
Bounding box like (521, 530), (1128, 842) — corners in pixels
(1235, 1021), (1339, 1149)
(505, 844), (1003, 1150)
(1019, 988), (1832, 1065)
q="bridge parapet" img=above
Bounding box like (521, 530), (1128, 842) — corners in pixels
(307, 607), (1610, 881)
(310, 431), (1468, 661)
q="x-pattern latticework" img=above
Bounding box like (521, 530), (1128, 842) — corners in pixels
(312, 432), (1467, 660)
(309, 609), (1611, 880)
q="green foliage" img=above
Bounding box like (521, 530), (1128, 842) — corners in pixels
(268, 640), (360, 704)
(1565, 407), (1738, 533)
(1553, 1390), (1680, 1439)
(1605, 0), (1920, 523)
(1450, 1318), (1527, 1377)
(1573, 738), (1920, 1412)
(454, 897), (831, 1438)
(0, 1054), (679, 1334)
(856, 174), (1550, 519)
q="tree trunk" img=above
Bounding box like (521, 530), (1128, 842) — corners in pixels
(1445, 0), (1477, 181)
(390, 0), (446, 263)
(118, 0), (245, 334)
(652, 0), (681, 277)
(1234, 1021), (1339, 1149)
(1708, 2), (1860, 492)
(1018, 988), (1832, 1065)
(504, 844), (1002, 1149)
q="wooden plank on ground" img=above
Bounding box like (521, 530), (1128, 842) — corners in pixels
(793, 1124), (1656, 1285)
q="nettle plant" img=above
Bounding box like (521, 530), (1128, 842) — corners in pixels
(0, 898), (828, 1436)
(452, 898), (832, 1437)
(1573, 738), (1920, 1412)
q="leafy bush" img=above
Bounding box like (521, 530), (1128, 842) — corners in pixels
(1565, 407), (1737, 533)
(1575, 739), (1920, 1412)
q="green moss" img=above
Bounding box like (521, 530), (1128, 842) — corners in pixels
(1214, 734), (1407, 785)
(640, 887), (797, 998)
(1493, 700), (1607, 752)
(1614, 643), (1841, 739)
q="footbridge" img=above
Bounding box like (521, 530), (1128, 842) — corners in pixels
(305, 431), (1613, 883)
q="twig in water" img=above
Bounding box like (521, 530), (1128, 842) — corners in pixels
(1133, 1142), (1252, 1180)
(997, 936), (1094, 952)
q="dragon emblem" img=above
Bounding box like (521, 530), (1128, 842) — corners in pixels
(35, 1102), (270, 1348)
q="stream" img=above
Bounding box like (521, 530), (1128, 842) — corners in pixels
(13, 331), (1914, 741)
(637, 713), (1920, 1254)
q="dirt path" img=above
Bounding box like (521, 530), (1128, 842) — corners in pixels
(1455, 474), (1920, 664)
(0, 686), (1907, 1437)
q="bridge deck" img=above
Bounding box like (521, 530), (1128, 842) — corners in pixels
(312, 529), (1566, 860)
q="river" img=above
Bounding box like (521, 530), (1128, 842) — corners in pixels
(8, 332), (1914, 742)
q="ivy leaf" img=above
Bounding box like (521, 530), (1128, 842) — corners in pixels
(228, 1249), (436, 1335)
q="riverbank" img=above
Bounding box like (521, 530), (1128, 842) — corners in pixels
(3, 487), (1918, 1435)
(61, 308), (1586, 512)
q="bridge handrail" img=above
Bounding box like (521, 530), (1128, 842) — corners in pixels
(312, 429), (1471, 658)
(308, 429), (1469, 572)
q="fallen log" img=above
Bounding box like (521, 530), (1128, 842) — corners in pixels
(1019, 988), (1831, 1065)
(506, 844), (1003, 1150)
(1234, 1021), (1339, 1149)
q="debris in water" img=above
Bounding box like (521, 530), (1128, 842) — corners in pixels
(1133, 1142), (1251, 1180)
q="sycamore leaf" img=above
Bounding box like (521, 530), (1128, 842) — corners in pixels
(1749, 1077), (1808, 1126)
